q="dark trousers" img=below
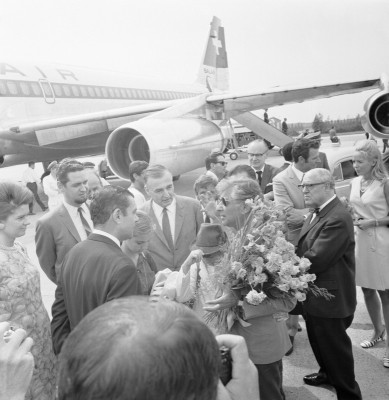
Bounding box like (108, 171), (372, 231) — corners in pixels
(305, 314), (362, 400)
(26, 182), (46, 212)
(255, 359), (285, 400)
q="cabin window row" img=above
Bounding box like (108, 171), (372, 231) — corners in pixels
(0, 79), (196, 100)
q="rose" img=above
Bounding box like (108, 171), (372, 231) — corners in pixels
(246, 289), (267, 305)
(295, 291), (307, 302)
(277, 283), (290, 292)
(299, 273), (316, 283)
(237, 268), (247, 279)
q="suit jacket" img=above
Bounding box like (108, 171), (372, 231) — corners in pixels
(51, 233), (141, 354)
(35, 204), (84, 283)
(297, 197), (357, 318)
(273, 165), (310, 245)
(141, 195), (203, 271)
(256, 163), (278, 194)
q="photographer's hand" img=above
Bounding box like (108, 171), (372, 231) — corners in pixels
(215, 334), (259, 400)
(0, 322), (34, 400)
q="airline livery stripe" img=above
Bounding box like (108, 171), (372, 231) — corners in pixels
(0, 79), (199, 101)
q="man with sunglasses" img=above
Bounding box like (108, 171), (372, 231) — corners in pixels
(205, 152), (228, 181)
(297, 169), (361, 399)
(247, 139), (278, 200)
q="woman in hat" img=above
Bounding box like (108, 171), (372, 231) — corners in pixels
(174, 223), (228, 334)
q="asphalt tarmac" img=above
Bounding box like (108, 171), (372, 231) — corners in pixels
(15, 133), (389, 399)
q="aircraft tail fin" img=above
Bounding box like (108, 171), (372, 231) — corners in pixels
(196, 16), (229, 92)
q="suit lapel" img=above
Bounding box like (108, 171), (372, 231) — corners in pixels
(261, 164), (270, 192)
(174, 197), (184, 243)
(58, 205), (81, 242)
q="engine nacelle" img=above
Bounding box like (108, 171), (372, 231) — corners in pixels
(362, 90), (389, 139)
(105, 118), (229, 179)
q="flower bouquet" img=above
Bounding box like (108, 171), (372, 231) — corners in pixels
(205, 197), (333, 330)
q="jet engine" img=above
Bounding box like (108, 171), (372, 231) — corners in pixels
(362, 86), (389, 139)
(105, 118), (229, 179)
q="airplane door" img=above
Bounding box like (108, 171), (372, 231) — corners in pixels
(38, 78), (55, 104)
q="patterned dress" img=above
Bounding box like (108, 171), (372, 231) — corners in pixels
(0, 241), (57, 400)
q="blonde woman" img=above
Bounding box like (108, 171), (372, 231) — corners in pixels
(351, 140), (389, 368)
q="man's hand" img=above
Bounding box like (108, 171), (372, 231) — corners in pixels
(216, 334), (259, 400)
(203, 289), (238, 311)
(286, 210), (304, 229)
(0, 322), (34, 400)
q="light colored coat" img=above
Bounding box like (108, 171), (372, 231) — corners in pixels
(141, 195), (203, 271)
(273, 165), (310, 245)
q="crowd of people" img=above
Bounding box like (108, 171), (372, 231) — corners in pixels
(1, 135), (389, 400)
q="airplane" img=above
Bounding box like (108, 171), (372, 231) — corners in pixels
(0, 16), (388, 180)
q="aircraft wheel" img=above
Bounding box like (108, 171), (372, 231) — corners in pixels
(229, 152), (238, 160)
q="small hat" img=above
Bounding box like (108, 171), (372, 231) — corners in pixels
(193, 223), (228, 255)
(305, 131), (321, 140)
(47, 161), (58, 171)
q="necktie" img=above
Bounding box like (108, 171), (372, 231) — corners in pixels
(256, 170), (262, 186)
(162, 208), (174, 250)
(204, 215), (211, 223)
(78, 207), (92, 237)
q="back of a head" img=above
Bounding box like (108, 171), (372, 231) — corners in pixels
(129, 161), (149, 183)
(58, 298), (220, 400)
(281, 142), (293, 162)
(228, 164), (256, 180)
(90, 186), (132, 226)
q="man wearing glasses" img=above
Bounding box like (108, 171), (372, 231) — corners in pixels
(205, 152), (228, 181)
(247, 139), (278, 200)
(297, 168), (361, 399)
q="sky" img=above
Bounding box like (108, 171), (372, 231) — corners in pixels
(1, 0), (388, 123)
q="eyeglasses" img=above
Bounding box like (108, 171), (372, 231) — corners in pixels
(298, 182), (328, 190)
(248, 152), (268, 158)
(215, 161), (228, 166)
(218, 196), (230, 206)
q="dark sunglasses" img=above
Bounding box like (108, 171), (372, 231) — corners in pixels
(215, 161), (228, 166)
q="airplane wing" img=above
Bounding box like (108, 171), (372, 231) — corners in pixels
(206, 78), (381, 117)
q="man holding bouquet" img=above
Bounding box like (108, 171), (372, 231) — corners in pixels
(297, 168), (362, 399)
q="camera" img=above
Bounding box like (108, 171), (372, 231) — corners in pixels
(219, 346), (232, 385)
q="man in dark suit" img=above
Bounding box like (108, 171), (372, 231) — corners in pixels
(247, 139), (278, 200)
(51, 186), (142, 354)
(297, 168), (361, 399)
(141, 164), (203, 271)
(35, 158), (92, 283)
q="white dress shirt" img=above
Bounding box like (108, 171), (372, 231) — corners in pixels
(128, 186), (146, 208)
(63, 201), (93, 241)
(92, 229), (120, 248)
(311, 195), (336, 223)
(152, 198), (176, 243)
(22, 167), (39, 185)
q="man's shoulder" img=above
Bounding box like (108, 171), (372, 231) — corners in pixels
(176, 195), (200, 208)
(36, 205), (64, 227)
(273, 165), (292, 182)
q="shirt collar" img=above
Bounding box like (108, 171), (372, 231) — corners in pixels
(63, 201), (88, 217)
(152, 197), (176, 214)
(318, 195), (336, 212)
(92, 229), (121, 248)
(291, 164), (305, 181)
